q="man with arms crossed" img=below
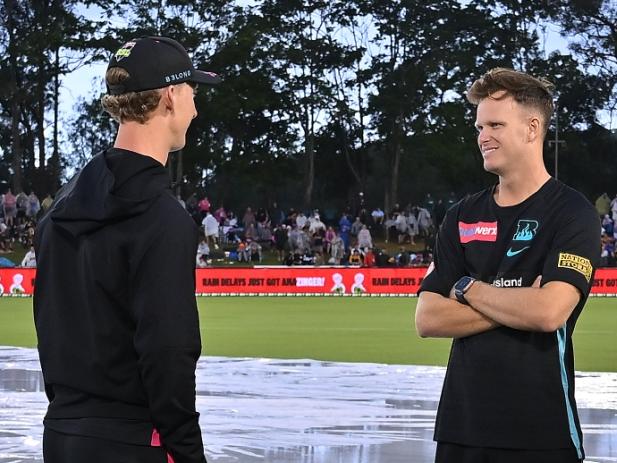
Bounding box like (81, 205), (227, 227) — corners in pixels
(34, 37), (220, 462)
(416, 68), (599, 463)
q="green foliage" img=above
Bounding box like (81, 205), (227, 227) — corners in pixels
(0, 0), (615, 206)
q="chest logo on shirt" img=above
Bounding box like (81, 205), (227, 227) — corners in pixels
(506, 219), (538, 257)
(512, 220), (538, 241)
(458, 221), (498, 244)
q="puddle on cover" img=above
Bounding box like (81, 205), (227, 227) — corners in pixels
(1, 347), (616, 462)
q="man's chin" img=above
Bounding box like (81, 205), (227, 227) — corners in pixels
(483, 161), (502, 176)
(170, 141), (186, 152)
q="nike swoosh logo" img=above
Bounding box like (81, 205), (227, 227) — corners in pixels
(506, 246), (530, 257)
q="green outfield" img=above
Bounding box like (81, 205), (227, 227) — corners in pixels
(1, 297), (615, 371)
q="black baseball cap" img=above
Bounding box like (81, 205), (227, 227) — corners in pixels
(106, 36), (221, 95)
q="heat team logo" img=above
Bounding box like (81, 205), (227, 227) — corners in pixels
(458, 221), (498, 244)
(512, 220), (538, 242)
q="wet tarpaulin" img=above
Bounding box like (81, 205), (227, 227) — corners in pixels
(1, 347), (616, 463)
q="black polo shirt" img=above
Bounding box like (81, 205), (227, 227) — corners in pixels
(419, 178), (599, 459)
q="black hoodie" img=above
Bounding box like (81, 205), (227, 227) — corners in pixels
(34, 148), (206, 463)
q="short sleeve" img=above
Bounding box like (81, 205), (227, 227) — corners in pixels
(541, 204), (600, 297)
(419, 204), (466, 296)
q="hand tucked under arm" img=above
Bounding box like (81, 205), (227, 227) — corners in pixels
(463, 278), (580, 332)
(415, 290), (500, 339)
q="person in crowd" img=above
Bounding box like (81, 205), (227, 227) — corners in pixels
(0, 220), (11, 252)
(27, 192), (41, 219)
(2, 189), (17, 227)
(308, 213), (326, 235)
(349, 248), (363, 266)
(266, 202), (280, 227)
(198, 195), (211, 219)
(600, 233), (615, 267)
(395, 212), (407, 244)
(601, 214), (614, 237)
(363, 247), (375, 267)
(611, 193), (617, 223)
(202, 211), (220, 249)
(213, 204), (226, 224)
(297, 227), (311, 253)
(255, 207), (269, 225)
(196, 238), (210, 268)
(407, 210), (418, 245)
(300, 250), (315, 265)
(595, 192), (611, 218)
(390, 202), (402, 216)
(371, 207), (385, 226)
(396, 247), (410, 267)
(273, 224), (289, 262)
(324, 226), (336, 256)
(296, 211), (308, 230)
(247, 240), (262, 262)
(40, 193), (54, 214)
(417, 206), (433, 239)
(21, 245), (37, 267)
(311, 226), (325, 254)
(357, 225), (373, 249)
(330, 231), (345, 265)
(16, 191), (28, 224)
(351, 216), (364, 238)
(242, 207), (256, 230)
(423, 193), (435, 213)
(338, 213), (351, 251)
(237, 240), (248, 262)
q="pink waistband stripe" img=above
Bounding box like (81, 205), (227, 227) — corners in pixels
(150, 429), (176, 463)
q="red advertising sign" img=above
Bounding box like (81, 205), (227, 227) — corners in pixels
(196, 267), (425, 295)
(0, 268), (36, 296)
(1, 267), (616, 296)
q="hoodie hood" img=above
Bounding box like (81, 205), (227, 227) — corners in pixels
(51, 148), (170, 237)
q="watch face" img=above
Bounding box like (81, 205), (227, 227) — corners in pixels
(455, 276), (474, 293)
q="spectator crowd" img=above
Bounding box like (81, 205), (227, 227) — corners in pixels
(2, 188), (616, 269)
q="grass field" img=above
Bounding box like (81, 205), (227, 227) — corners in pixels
(1, 297), (615, 371)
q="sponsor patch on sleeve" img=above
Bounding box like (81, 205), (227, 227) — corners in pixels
(557, 252), (593, 282)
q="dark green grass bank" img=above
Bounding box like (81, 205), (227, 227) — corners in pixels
(1, 297), (615, 371)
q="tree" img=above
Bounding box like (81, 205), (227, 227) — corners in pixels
(0, 0), (100, 194)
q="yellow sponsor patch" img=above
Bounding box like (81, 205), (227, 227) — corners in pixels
(558, 252), (593, 282)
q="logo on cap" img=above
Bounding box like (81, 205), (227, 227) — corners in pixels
(115, 41), (136, 61)
(165, 69), (192, 83)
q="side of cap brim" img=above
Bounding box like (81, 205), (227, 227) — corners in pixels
(192, 70), (222, 85)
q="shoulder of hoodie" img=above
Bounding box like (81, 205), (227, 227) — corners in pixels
(148, 191), (198, 234)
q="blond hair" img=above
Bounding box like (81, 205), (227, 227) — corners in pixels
(101, 68), (162, 124)
(467, 68), (555, 137)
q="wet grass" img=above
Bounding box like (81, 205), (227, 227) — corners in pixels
(1, 297), (615, 371)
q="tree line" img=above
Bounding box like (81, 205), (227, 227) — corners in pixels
(0, 0), (615, 214)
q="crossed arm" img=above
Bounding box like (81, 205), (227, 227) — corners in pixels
(415, 278), (581, 338)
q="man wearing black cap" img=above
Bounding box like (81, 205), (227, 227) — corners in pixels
(34, 37), (220, 463)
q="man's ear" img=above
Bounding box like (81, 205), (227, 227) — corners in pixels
(160, 86), (175, 112)
(528, 115), (541, 142)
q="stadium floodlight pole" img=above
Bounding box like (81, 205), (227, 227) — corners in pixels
(548, 100), (565, 181)
(554, 101), (559, 180)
